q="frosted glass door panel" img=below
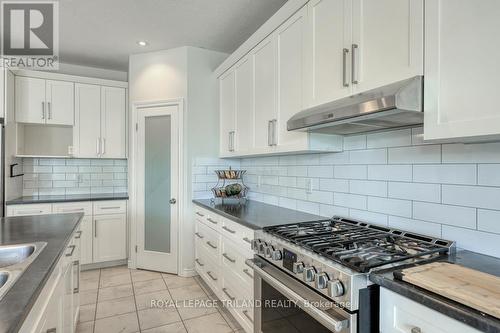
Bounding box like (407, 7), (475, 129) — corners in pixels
(144, 115), (171, 253)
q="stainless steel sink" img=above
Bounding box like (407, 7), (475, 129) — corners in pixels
(0, 242), (47, 301)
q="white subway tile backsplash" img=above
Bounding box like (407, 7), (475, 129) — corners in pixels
(388, 145), (441, 164)
(413, 164), (477, 185)
(388, 182), (441, 203)
(477, 164), (500, 186)
(296, 200), (320, 215)
(308, 165), (334, 178)
(334, 165), (367, 179)
(320, 204), (349, 218)
(349, 209), (388, 226)
(307, 191), (334, 205)
(367, 165), (412, 181)
(319, 152), (349, 165)
(279, 176), (297, 187)
(52, 166), (78, 173)
(367, 197), (412, 217)
(388, 216), (442, 236)
(349, 180), (387, 197)
(442, 143), (500, 163)
(413, 202), (476, 229)
(442, 226), (500, 258)
(333, 193), (367, 210)
(319, 178), (349, 193)
(288, 166), (308, 177)
(349, 149), (387, 164)
(279, 197), (297, 210)
(442, 185), (500, 210)
(477, 209), (500, 234)
(367, 129), (411, 148)
(343, 135), (366, 151)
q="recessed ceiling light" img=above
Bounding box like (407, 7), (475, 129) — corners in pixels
(137, 41), (148, 47)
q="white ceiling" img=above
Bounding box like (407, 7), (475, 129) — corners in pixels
(59, 0), (288, 71)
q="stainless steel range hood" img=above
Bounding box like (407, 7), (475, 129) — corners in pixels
(288, 76), (423, 135)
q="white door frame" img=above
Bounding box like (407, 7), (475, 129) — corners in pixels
(128, 98), (184, 273)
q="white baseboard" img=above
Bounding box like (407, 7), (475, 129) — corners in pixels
(81, 259), (128, 271)
(179, 268), (198, 277)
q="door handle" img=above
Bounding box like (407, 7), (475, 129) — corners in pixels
(169, 198), (176, 204)
(351, 44), (359, 84)
(342, 48), (350, 87)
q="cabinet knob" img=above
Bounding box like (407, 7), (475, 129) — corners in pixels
(169, 198), (176, 204)
(410, 327), (421, 333)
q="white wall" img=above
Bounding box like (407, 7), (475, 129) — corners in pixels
(128, 46), (227, 276)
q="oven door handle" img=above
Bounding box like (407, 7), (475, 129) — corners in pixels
(248, 259), (349, 332)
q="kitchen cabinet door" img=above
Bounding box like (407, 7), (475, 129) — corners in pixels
(234, 56), (254, 154)
(75, 83), (101, 158)
(15, 76), (46, 124)
(351, 0), (423, 93)
(93, 214), (126, 263)
(45, 80), (75, 126)
(304, 0), (352, 108)
(62, 261), (74, 333)
(253, 36), (277, 151)
(276, 6), (309, 150)
(424, 0), (500, 141)
(101, 86), (126, 158)
(80, 216), (93, 265)
(219, 69), (236, 156)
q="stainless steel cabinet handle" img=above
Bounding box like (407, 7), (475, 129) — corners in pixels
(195, 212), (204, 217)
(19, 210), (43, 214)
(242, 310), (253, 323)
(410, 328), (421, 333)
(243, 268), (253, 279)
(206, 241), (217, 249)
(94, 219), (97, 238)
(272, 119), (278, 146)
(222, 226), (235, 234)
(207, 218), (217, 224)
(267, 120), (273, 146)
(96, 138), (100, 156)
(242, 237), (252, 244)
(42, 102), (45, 120)
(194, 232), (204, 239)
(65, 245), (76, 257)
(46, 328), (56, 333)
(222, 253), (236, 263)
(100, 206), (120, 210)
(228, 131), (232, 152)
(195, 258), (204, 267)
(351, 44), (359, 84)
(73, 260), (80, 293)
(101, 138), (106, 155)
(48, 101), (52, 119)
(342, 48), (350, 87)
(207, 271), (217, 281)
(222, 288), (235, 301)
(75, 230), (82, 239)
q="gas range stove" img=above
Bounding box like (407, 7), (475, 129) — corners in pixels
(252, 216), (455, 312)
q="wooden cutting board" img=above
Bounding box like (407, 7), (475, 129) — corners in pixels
(398, 262), (500, 319)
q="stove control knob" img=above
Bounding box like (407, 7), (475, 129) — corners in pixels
(303, 266), (317, 282)
(315, 272), (330, 290)
(251, 239), (260, 252)
(271, 249), (282, 261)
(292, 262), (304, 274)
(258, 242), (267, 255)
(264, 245), (274, 258)
(328, 280), (345, 297)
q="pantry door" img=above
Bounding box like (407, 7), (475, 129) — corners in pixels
(136, 104), (179, 273)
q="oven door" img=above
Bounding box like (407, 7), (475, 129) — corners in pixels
(248, 257), (357, 333)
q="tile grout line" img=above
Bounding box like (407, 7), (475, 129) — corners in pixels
(161, 274), (190, 333)
(92, 268), (101, 333)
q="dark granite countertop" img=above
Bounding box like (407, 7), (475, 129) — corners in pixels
(370, 250), (500, 333)
(0, 213), (83, 333)
(6, 193), (129, 205)
(192, 199), (323, 230)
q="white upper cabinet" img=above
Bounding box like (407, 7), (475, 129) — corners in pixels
(75, 83), (101, 158)
(15, 77), (74, 125)
(45, 80), (75, 125)
(15, 77), (46, 124)
(351, 0), (423, 93)
(424, 0), (500, 142)
(253, 36), (277, 152)
(276, 6), (309, 150)
(234, 56), (254, 154)
(101, 86), (126, 158)
(304, 0), (352, 108)
(219, 69), (236, 155)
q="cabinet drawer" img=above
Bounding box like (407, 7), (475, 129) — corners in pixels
(7, 203), (52, 216)
(220, 217), (254, 254)
(53, 202), (92, 215)
(201, 254), (221, 293)
(93, 200), (127, 215)
(195, 206), (220, 231)
(196, 221), (220, 261)
(221, 237), (253, 293)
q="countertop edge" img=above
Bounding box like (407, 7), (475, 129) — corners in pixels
(6, 194), (129, 205)
(8, 213), (84, 333)
(369, 272), (500, 333)
(192, 200), (261, 230)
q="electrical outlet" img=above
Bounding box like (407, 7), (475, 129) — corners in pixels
(305, 178), (313, 194)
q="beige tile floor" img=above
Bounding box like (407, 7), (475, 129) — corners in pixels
(77, 266), (243, 333)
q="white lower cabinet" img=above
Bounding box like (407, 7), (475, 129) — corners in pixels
(380, 287), (482, 333)
(20, 229), (81, 333)
(7, 200), (128, 265)
(194, 205), (254, 333)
